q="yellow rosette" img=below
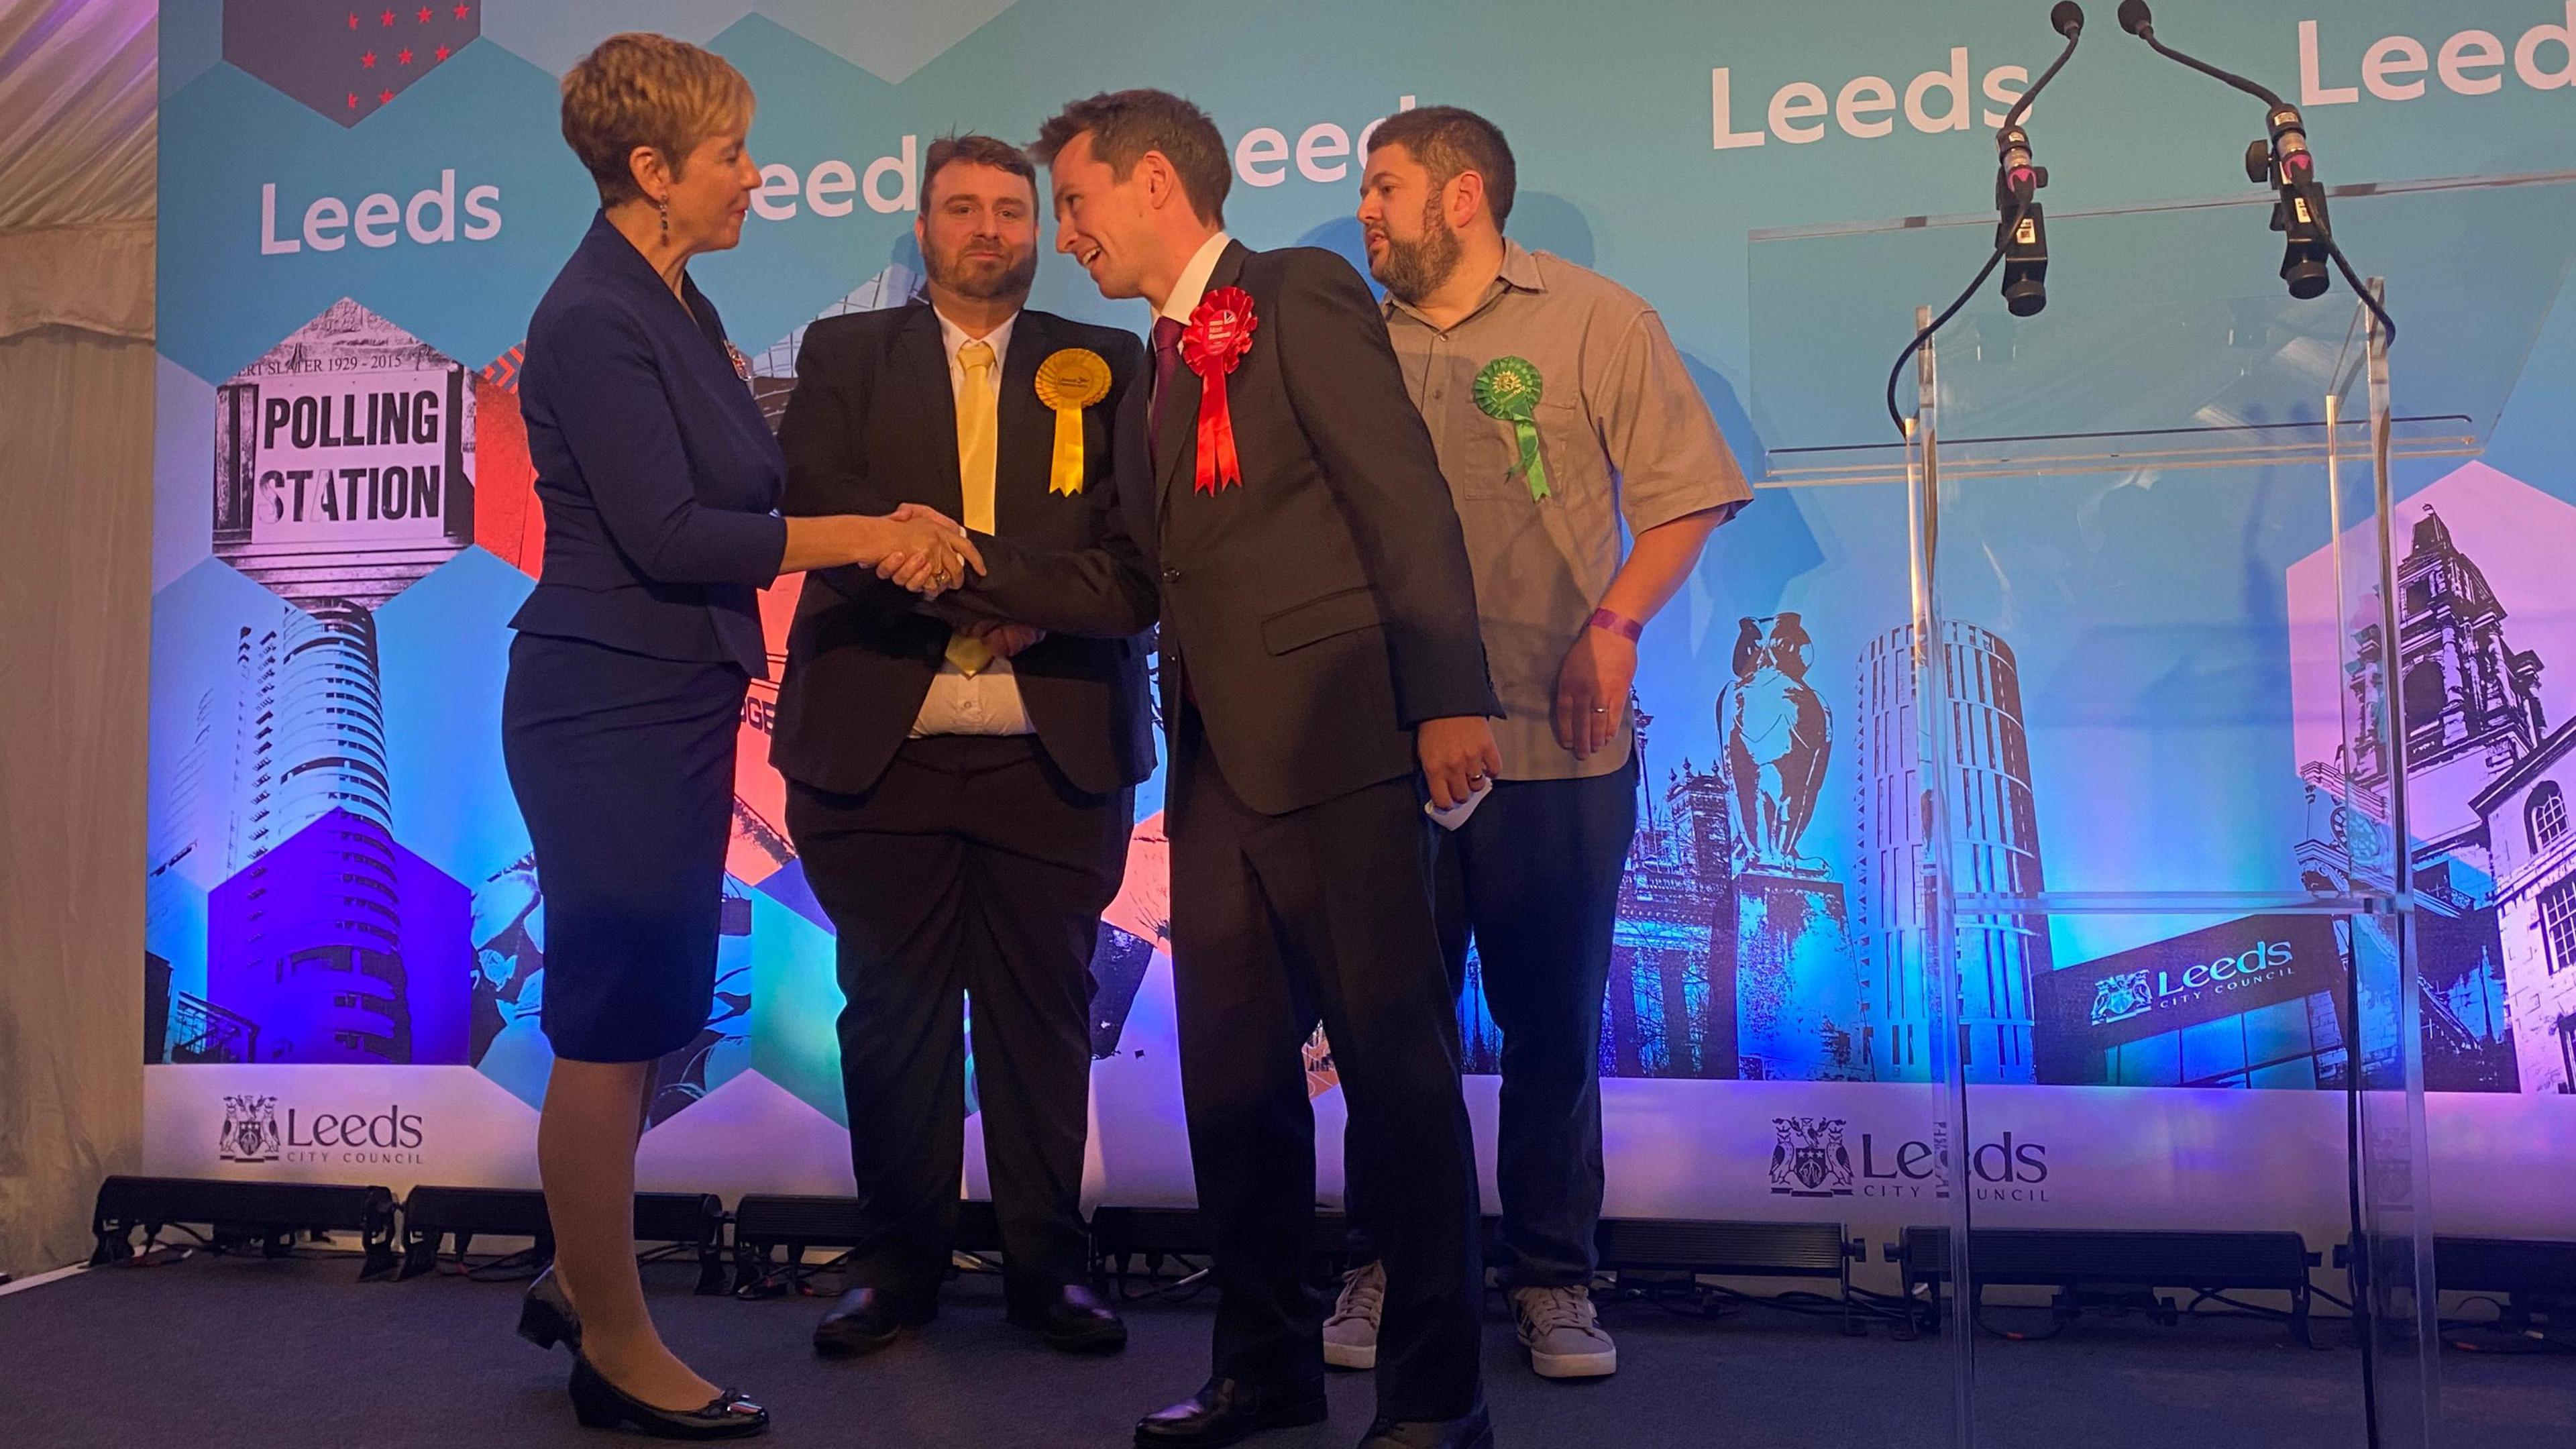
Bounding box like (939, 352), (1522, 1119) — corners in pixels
(1034, 347), (1113, 496)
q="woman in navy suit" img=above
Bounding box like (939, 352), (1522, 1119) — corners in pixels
(502, 34), (975, 1440)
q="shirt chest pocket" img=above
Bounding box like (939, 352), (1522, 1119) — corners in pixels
(1455, 395), (1585, 505)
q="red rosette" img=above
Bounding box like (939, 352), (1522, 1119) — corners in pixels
(1181, 286), (1256, 494)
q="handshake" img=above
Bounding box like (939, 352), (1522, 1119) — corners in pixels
(839, 501), (985, 598)
(822, 503), (1044, 661)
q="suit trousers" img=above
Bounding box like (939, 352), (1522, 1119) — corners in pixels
(1167, 702), (1483, 1423)
(786, 735), (1132, 1308)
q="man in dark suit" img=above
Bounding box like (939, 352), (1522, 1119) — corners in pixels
(771, 135), (1157, 1361)
(949, 92), (1503, 1449)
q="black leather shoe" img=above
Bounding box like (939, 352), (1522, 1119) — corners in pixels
(566, 1353), (768, 1439)
(517, 1265), (582, 1352)
(1356, 1407), (1493, 1449)
(1007, 1283), (1128, 1354)
(811, 1287), (932, 1358)
(1135, 1378), (1329, 1448)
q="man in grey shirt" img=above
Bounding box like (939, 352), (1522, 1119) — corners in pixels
(1326, 105), (1752, 1383)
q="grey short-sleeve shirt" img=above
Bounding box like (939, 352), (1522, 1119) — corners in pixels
(1384, 241), (1752, 780)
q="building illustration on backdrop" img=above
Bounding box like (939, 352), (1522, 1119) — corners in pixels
(1851, 621), (2048, 1084)
(1466, 612), (2049, 1084)
(150, 596), (472, 1066)
(1723, 614), (1866, 1079)
(2295, 506), (2533, 1091)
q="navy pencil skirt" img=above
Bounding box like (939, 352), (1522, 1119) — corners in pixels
(501, 631), (747, 1064)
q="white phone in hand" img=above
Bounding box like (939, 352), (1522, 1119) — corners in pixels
(1425, 779), (1494, 832)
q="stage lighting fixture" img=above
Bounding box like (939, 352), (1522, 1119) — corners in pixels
(1596, 1218), (1867, 1333)
(2337, 1234), (2576, 1338)
(90, 1175), (399, 1280)
(1894, 1226), (2320, 1342)
(396, 1185), (728, 1293)
(2435, 1236), (2576, 1335)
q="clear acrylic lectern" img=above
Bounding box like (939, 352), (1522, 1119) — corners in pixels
(1750, 170), (2576, 1449)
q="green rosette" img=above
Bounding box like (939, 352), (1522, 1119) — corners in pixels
(1473, 355), (1550, 502)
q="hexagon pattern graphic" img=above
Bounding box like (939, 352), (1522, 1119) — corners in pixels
(480, 0), (752, 74)
(372, 547), (531, 895)
(215, 299), (477, 609)
(206, 808), (475, 1065)
(469, 861), (765, 1127)
(472, 343), (540, 574)
(223, 0), (483, 126)
(2283, 461), (2576, 1095)
(751, 0), (1021, 84)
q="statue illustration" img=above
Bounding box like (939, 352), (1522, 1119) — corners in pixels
(1720, 613), (1832, 876)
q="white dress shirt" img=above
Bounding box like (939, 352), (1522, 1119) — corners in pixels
(1159, 231), (1234, 329)
(912, 305), (1034, 738)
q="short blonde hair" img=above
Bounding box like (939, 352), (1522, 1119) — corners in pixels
(560, 33), (755, 207)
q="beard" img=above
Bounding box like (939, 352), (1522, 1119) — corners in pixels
(1371, 197), (1464, 305)
(926, 241), (1037, 302)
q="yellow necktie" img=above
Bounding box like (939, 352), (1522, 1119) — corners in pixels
(945, 338), (998, 676)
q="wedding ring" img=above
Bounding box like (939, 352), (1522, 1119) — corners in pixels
(1591, 706), (1608, 714)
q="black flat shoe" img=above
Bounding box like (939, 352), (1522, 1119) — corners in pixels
(566, 1354), (768, 1440)
(1006, 1283), (1128, 1355)
(1356, 1406), (1493, 1449)
(518, 1265), (582, 1352)
(811, 1286), (933, 1358)
(1135, 1377), (1329, 1448)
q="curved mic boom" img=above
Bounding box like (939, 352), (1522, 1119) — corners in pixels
(1886, 5), (2088, 434)
(2114, 1), (2396, 340)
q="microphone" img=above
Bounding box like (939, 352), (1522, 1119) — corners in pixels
(2116, 5), (2393, 339)
(1992, 3), (2080, 316)
(1995, 123), (2050, 316)
(1888, 4), (2089, 433)
(2248, 104), (2330, 297)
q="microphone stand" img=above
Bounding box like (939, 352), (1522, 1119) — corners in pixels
(1883, 11), (2084, 438)
(2123, 15), (2396, 1449)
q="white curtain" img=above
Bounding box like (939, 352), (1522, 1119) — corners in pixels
(0, 0), (156, 1279)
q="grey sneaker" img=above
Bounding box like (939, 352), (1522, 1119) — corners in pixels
(1324, 1260), (1385, 1370)
(1511, 1284), (1617, 1379)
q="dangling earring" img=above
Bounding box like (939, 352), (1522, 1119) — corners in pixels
(657, 195), (669, 240)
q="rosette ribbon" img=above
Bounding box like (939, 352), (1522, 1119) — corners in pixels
(1034, 347), (1113, 496)
(1473, 355), (1550, 502)
(1183, 286), (1257, 494)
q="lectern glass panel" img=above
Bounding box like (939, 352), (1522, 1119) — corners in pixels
(1745, 172), (2576, 1449)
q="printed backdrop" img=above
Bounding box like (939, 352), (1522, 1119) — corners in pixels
(147, 0), (2576, 1248)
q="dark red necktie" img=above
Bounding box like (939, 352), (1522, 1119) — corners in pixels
(1149, 315), (1185, 445)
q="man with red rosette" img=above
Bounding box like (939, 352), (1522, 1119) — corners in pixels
(943, 89), (1502, 1449)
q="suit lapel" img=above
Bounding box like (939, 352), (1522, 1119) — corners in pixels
(994, 309), (1051, 538)
(1155, 241), (1251, 506)
(888, 305), (965, 519)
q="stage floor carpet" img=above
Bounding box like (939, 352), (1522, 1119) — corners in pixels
(5, 1253), (2571, 1448)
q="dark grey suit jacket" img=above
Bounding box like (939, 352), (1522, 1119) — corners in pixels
(959, 242), (1498, 816)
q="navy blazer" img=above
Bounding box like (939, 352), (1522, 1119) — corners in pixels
(510, 212), (788, 677)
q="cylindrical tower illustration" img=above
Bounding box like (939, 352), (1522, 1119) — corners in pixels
(210, 598), (411, 1063)
(1853, 621), (2049, 1083)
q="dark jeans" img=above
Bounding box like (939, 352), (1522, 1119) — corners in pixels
(1350, 753), (1638, 1289)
